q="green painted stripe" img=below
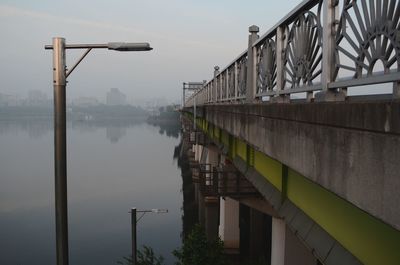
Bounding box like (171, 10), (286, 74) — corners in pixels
(236, 139), (247, 161)
(286, 169), (400, 265)
(213, 126), (220, 141)
(221, 130), (229, 147)
(254, 150), (282, 191)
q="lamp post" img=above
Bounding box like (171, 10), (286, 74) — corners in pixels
(45, 37), (152, 265)
(131, 208), (168, 265)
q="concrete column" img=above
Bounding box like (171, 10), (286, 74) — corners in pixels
(194, 144), (203, 162)
(196, 145), (203, 162)
(206, 145), (219, 184)
(219, 197), (240, 252)
(271, 217), (285, 265)
(205, 196), (219, 241)
(198, 188), (205, 227)
(248, 208), (270, 261)
(194, 182), (199, 204)
(206, 145), (219, 165)
(193, 144), (197, 160)
(204, 145), (220, 241)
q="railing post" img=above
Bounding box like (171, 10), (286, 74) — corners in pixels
(219, 75), (222, 102)
(203, 80), (207, 104)
(182, 82), (185, 108)
(316, 0), (345, 101)
(273, 26), (290, 103)
(214, 66), (220, 103)
(225, 71), (229, 101)
(246, 25), (259, 103)
(394, 81), (400, 98)
(234, 61), (238, 101)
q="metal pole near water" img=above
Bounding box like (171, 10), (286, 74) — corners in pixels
(131, 208), (137, 265)
(130, 208), (168, 265)
(52, 37), (69, 265)
(46, 37), (152, 265)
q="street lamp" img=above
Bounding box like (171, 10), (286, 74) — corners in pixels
(45, 37), (152, 265)
(131, 208), (168, 265)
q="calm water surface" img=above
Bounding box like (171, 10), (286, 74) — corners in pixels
(0, 118), (182, 265)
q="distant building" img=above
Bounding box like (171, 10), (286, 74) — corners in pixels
(106, 88), (127, 106)
(0, 93), (20, 106)
(28, 90), (48, 106)
(73, 97), (99, 107)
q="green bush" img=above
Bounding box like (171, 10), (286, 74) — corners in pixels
(117, 245), (164, 265)
(173, 224), (226, 265)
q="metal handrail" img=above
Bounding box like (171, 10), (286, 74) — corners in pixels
(184, 0), (400, 107)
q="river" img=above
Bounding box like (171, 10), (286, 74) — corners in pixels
(0, 117), (183, 265)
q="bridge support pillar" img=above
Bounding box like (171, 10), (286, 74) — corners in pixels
(206, 145), (219, 166)
(271, 217), (285, 265)
(194, 144), (203, 162)
(219, 197), (240, 252)
(198, 186), (205, 227)
(205, 196), (219, 241)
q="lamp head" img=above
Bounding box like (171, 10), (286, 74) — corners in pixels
(108, 42), (153, 51)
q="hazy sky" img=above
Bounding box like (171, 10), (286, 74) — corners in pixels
(0, 0), (304, 103)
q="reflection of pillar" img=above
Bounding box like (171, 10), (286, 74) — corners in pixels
(219, 197), (240, 252)
(271, 218), (285, 265)
(205, 196), (219, 241)
(194, 182), (199, 204)
(198, 188), (205, 227)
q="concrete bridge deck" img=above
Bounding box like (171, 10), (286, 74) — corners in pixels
(183, 99), (400, 265)
(181, 0), (400, 264)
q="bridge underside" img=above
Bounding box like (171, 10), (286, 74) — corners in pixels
(182, 99), (400, 265)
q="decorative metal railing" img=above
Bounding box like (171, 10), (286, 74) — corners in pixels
(185, 0), (400, 107)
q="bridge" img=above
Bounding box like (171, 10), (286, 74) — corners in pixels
(180, 1), (400, 265)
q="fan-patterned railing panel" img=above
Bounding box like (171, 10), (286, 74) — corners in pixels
(256, 37), (278, 96)
(184, 0), (400, 107)
(283, 5), (323, 90)
(332, 0), (400, 88)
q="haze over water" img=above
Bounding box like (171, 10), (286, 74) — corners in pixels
(0, 118), (182, 265)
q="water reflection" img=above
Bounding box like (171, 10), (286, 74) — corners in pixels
(106, 126), (127, 143)
(0, 117), (182, 265)
(174, 139), (198, 240)
(147, 120), (180, 139)
(0, 118), (52, 139)
(0, 117), (149, 144)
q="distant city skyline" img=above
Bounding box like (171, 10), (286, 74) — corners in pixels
(0, 88), (178, 108)
(0, 0), (304, 104)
